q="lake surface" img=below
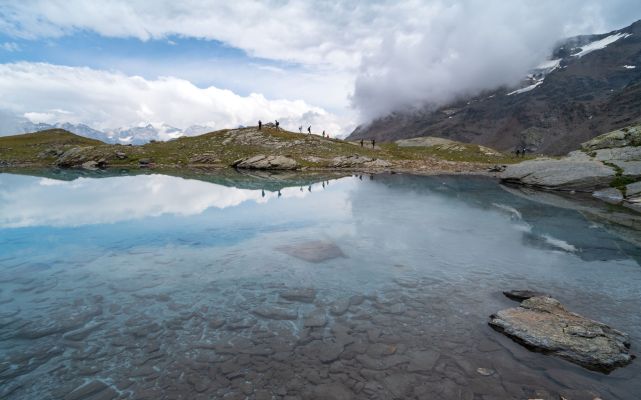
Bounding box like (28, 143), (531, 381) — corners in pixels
(0, 170), (640, 399)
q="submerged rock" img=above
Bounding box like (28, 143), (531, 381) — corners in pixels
(275, 240), (346, 263)
(280, 288), (316, 303)
(489, 296), (633, 372)
(252, 305), (298, 320)
(502, 289), (548, 302)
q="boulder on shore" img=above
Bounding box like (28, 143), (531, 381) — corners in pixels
(329, 154), (391, 168)
(489, 296), (633, 373)
(233, 154), (298, 170)
(500, 159), (615, 191)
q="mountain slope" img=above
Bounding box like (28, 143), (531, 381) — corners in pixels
(348, 20), (641, 155)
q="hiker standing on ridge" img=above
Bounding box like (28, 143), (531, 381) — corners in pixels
(322, 130), (325, 137)
(371, 139), (376, 148)
(360, 139), (363, 147)
(299, 125), (302, 133)
(307, 126), (311, 134)
(275, 120), (279, 130)
(258, 120), (262, 130)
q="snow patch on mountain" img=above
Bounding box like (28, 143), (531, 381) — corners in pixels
(507, 79), (544, 96)
(535, 58), (562, 72)
(573, 33), (631, 58)
(623, 65), (637, 69)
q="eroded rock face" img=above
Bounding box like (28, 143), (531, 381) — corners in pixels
(328, 155), (391, 169)
(233, 155), (298, 170)
(489, 296), (633, 373)
(56, 147), (96, 167)
(582, 125), (641, 151)
(500, 159), (615, 191)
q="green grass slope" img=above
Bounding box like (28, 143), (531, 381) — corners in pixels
(1, 126), (522, 169)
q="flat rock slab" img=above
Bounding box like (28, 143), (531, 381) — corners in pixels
(489, 296), (633, 372)
(276, 240), (346, 263)
(501, 159), (615, 191)
(252, 305), (298, 320)
(280, 288), (317, 303)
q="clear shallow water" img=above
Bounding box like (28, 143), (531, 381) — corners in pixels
(0, 170), (640, 399)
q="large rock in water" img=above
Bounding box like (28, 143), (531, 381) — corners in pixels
(489, 296), (633, 372)
(500, 159), (615, 191)
(233, 154), (298, 170)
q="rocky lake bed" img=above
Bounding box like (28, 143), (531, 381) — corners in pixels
(1, 170), (640, 399)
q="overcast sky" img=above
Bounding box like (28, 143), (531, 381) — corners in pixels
(1, 0), (640, 136)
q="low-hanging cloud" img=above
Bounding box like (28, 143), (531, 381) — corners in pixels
(351, 0), (641, 122)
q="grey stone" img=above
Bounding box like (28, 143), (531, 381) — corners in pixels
(304, 309), (327, 328)
(489, 296), (632, 372)
(276, 241), (345, 263)
(502, 289), (549, 302)
(612, 160), (641, 177)
(593, 187), (624, 204)
(252, 305), (298, 320)
(62, 321), (106, 341)
(406, 350), (440, 372)
(56, 147), (95, 167)
(582, 125), (641, 150)
(280, 288), (317, 303)
(594, 146), (641, 162)
(328, 154), (372, 168)
(65, 380), (110, 400)
(626, 181), (641, 197)
(233, 154), (298, 170)
(310, 383), (353, 400)
(81, 160), (99, 170)
(501, 159), (615, 191)
(329, 298), (350, 316)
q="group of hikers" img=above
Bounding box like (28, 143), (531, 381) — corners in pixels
(256, 119), (381, 147)
(514, 146), (527, 157)
(359, 138), (376, 148)
(257, 119), (333, 139)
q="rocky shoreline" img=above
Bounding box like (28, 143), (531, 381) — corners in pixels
(501, 124), (641, 213)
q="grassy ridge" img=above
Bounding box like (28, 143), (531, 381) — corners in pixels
(0, 127), (526, 169)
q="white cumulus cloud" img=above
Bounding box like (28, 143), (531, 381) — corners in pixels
(1, 0), (640, 128)
(0, 62), (353, 136)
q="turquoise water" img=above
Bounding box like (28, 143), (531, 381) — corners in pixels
(0, 170), (639, 399)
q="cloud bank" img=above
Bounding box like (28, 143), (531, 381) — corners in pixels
(351, 0), (641, 121)
(1, 0), (640, 129)
(0, 62), (352, 135)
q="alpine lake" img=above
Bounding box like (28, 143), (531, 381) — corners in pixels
(0, 169), (640, 400)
